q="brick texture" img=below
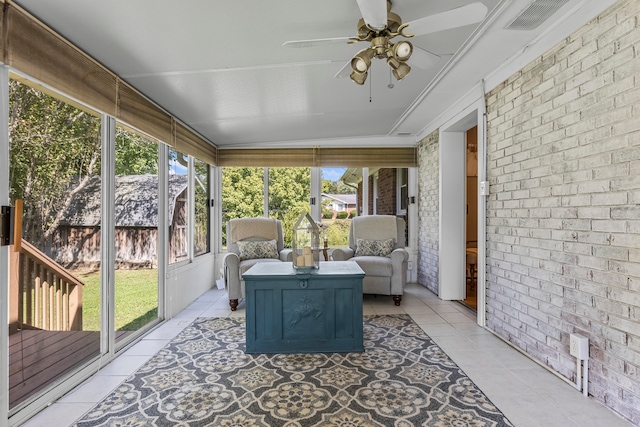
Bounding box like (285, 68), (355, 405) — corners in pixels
(372, 169), (409, 241)
(356, 169), (399, 215)
(484, 0), (640, 423)
(375, 169), (397, 215)
(417, 130), (440, 294)
(355, 168), (408, 240)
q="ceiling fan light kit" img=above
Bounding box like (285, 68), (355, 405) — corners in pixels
(348, 38), (412, 85)
(348, 2), (416, 85)
(389, 60), (411, 81)
(351, 48), (375, 73)
(350, 70), (368, 85)
(284, 1), (488, 86)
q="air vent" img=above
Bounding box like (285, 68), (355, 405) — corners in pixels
(505, 0), (570, 30)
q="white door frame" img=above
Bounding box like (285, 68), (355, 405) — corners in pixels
(438, 94), (487, 326)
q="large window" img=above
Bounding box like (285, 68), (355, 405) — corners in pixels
(221, 167), (265, 247)
(397, 168), (408, 215)
(168, 149), (189, 264)
(221, 167), (311, 247)
(168, 150), (211, 262)
(269, 167), (310, 246)
(8, 78), (102, 410)
(321, 167), (353, 247)
(114, 124), (159, 342)
(194, 158), (210, 256)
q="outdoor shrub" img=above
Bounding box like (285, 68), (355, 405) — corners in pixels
(326, 219), (350, 246)
(337, 211), (349, 219)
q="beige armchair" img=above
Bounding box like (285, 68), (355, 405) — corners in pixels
(332, 215), (408, 305)
(223, 218), (292, 310)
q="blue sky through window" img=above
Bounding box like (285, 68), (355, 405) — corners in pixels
(322, 167), (346, 182)
(169, 152), (188, 175)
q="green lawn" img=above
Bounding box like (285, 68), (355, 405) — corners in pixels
(79, 269), (158, 332)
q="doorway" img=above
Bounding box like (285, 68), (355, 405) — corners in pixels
(437, 98), (486, 326)
(463, 126), (478, 311)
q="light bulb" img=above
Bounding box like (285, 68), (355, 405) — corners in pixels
(355, 59), (367, 72)
(394, 41), (412, 61)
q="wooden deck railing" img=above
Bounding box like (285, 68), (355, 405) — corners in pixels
(9, 239), (85, 333)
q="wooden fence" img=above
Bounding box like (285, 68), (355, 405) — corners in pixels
(9, 239), (84, 333)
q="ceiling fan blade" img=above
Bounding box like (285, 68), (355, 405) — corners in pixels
(283, 37), (352, 48)
(405, 2), (488, 36)
(334, 61), (352, 79)
(356, 0), (388, 30)
(409, 47), (441, 70)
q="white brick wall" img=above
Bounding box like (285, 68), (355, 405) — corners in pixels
(417, 130), (439, 294)
(485, 0), (640, 423)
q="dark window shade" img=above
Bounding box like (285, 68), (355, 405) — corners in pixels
(217, 148), (316, 167)
(217, 147), (417, 168)
(316, 147), (417, 167)
(2, 3), (217, 165)
(175, 121), (217, 166)
(116, 82), (172, 145)
(4, 5), (117, 116)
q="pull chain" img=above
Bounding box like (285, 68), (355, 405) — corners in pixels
(369, 66), (373, 102)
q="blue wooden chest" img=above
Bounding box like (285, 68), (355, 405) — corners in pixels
(242, 261), (365, 354)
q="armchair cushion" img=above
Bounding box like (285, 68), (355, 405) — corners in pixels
(352, 256), (393, 276)
(355, 238), (395, 258)
(237, 239), (278, 261)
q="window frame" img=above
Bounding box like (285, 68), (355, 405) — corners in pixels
(193, 157), (211, 257)
(397, 168), (408, 216)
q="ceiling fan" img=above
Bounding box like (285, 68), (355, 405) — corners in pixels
(283, 0), (488, 85)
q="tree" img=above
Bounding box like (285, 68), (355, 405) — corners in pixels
(9, 80), (102, 247)
(269, 167), (311, 246)
(221, 167), (265, 244)
(322, 178), (355, 195)
(322, 179), (337, 194)
(115, 127), (158, 175)
(221, 167), (311, 246)
(268, 167), (310, 220)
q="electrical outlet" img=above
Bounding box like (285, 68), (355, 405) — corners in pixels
(569, 335), (578, 356)
(407, 261), (413, 270)
(570, 334), (589, 360)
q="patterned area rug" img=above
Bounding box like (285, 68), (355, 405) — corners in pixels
(74, 315), (513, 426)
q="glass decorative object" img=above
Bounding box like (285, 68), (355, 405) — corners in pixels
(292, 212), (320, 271)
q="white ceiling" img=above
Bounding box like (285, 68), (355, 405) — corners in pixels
(13, 0), (616, 149)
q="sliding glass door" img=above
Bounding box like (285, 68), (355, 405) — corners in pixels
(5, 77), (165, 413)
(113, 124), (160, 344)
(7, 77), (103, 410)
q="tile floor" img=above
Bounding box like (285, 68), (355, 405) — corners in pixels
(22, 283), (633, 427)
